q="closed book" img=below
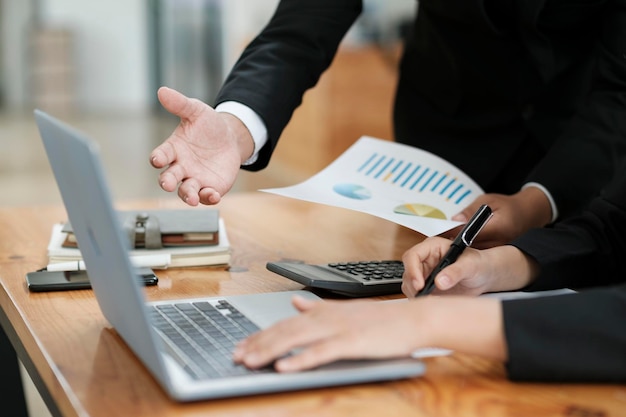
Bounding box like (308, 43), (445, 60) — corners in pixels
(48, 218), (231, 268)
(61, 209), (219, 248)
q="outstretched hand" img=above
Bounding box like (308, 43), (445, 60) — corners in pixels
(150, 86), (254, 206)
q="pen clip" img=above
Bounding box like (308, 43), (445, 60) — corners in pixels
(460, 205), (493, 247)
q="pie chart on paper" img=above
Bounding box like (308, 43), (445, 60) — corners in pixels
(393, 203), (447, 219)
(333, 183), (372, 200)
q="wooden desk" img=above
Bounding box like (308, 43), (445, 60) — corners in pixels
(0, 192), (624, 417)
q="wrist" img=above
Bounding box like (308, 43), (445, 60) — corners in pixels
(483, 246), (539, 292)
(513, 187), (553, 228)
(215, 101), (268, 165)
(419, 297), (507, 361)
(519, 183), (557, 224)
(219, 112), (255, 164)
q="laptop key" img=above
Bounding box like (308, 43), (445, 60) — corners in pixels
(149, 301), (267, 380)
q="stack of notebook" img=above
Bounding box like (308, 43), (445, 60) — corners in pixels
(46, 209), (231, 269)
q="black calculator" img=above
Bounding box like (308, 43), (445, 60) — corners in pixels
(266, 260), (404, 297)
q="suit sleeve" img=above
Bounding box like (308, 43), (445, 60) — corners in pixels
(524, 0), (626, 219)
(501, 163), (626, 382)
(502, 286), (626, 382)
(214, 0), (362, 171)
(512, 159), (626, 291)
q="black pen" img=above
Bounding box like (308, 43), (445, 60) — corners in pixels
(416, 204), (493, 297)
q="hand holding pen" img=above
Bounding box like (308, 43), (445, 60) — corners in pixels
(415, 204), (493, 297)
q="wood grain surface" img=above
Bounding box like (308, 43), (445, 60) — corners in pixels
(0, 192), (624, 417)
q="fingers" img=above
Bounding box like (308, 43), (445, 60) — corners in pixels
(150, 87), (202, 169)
(254, 297), (343, 372)
(149, 87), (238, 206)
(151, 86), (207, 168)
(198, 188), (222, 205)
(154, 160), (222, 206)
(233, 297), (319, 362)
(153, 152), (201, 204)
(432, 263), (464, 291)
(150, 137), (175, 169)
(177, 178), (201, 206)
(272, 336), (355, 372)
(157, 86), (204, 121)
(178, 179), (223, 206)
(452, 198), (491, 225)
(401, 237), (451, 297)
(402, 237), (492, 296)
(233, 320), (324, 370)
(431, 249), (491, 296)
(291, 294), (319, 312)
(451, 212), (468, 222)
(233, 297), (345, 371)
(401, 249), (426, 297)
(154, 149), (185, 190)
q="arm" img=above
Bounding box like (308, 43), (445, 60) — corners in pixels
(503, 286), (626, 382)
(235, 262), (626, 383)
(214, 0), (362, 171)
(233, 295), (507, 372)
(406, 161), (626, 295)
(417, 1), (626, 248)
(503, 161), (626, 381)
(150, 1), (361, 205)
(513, 159), (626, 291)
(521, 0), (626, 220)
(149, 87), (255, 206)
(445, 186), (554, 249)
(150, 0), (361, 206)
(405, 163), (626, 382)
(236, 174), (626, 382)
(401, 239), (539, 297)
(495, 166), (626, 382)
(449, 1), (626, 247)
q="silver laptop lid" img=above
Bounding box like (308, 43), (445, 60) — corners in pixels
(34, 109), (171, 385)
(34, 109), (426, 401)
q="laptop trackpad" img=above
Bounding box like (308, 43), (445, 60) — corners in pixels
(227, 290), (320, 329)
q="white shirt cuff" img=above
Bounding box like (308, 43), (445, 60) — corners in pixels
(215, 101), (268, 166)
(522, 182), (558, 223)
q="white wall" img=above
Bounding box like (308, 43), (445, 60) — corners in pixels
(1, 1), (33, 110)
(221, 0), (415, 68)
(0, 0), (414, 113)
(0, 0), (149, 112)
(220, 0), (279, 73)
(41, 0), (150, 112)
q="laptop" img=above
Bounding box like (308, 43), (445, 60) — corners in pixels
(34, 109), (425, 402)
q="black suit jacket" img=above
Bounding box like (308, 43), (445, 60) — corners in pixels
(215, 0), (626, 221)
(505, 163), (626, 382)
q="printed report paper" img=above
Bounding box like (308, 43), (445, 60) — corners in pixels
(262, 136), (484, 237)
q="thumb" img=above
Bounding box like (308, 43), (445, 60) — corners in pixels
(451, 202), (480, 222)
(157, 86), (202, 121)
(291, 295), (321, 312)
(434, 264), (465, 291)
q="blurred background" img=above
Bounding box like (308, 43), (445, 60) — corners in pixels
(0, 0), (414, 208)
(0, 1), (414, 415)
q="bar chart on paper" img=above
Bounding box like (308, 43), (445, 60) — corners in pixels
(357, 152), (475, 205)
(262, 136), (484, 237)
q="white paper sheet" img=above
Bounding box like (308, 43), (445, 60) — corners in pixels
(262, 136), (484, 236)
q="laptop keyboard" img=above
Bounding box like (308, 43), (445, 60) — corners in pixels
(149, 300), (270, 380)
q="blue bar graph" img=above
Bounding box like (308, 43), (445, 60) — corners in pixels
(357, 152), (474, 205)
